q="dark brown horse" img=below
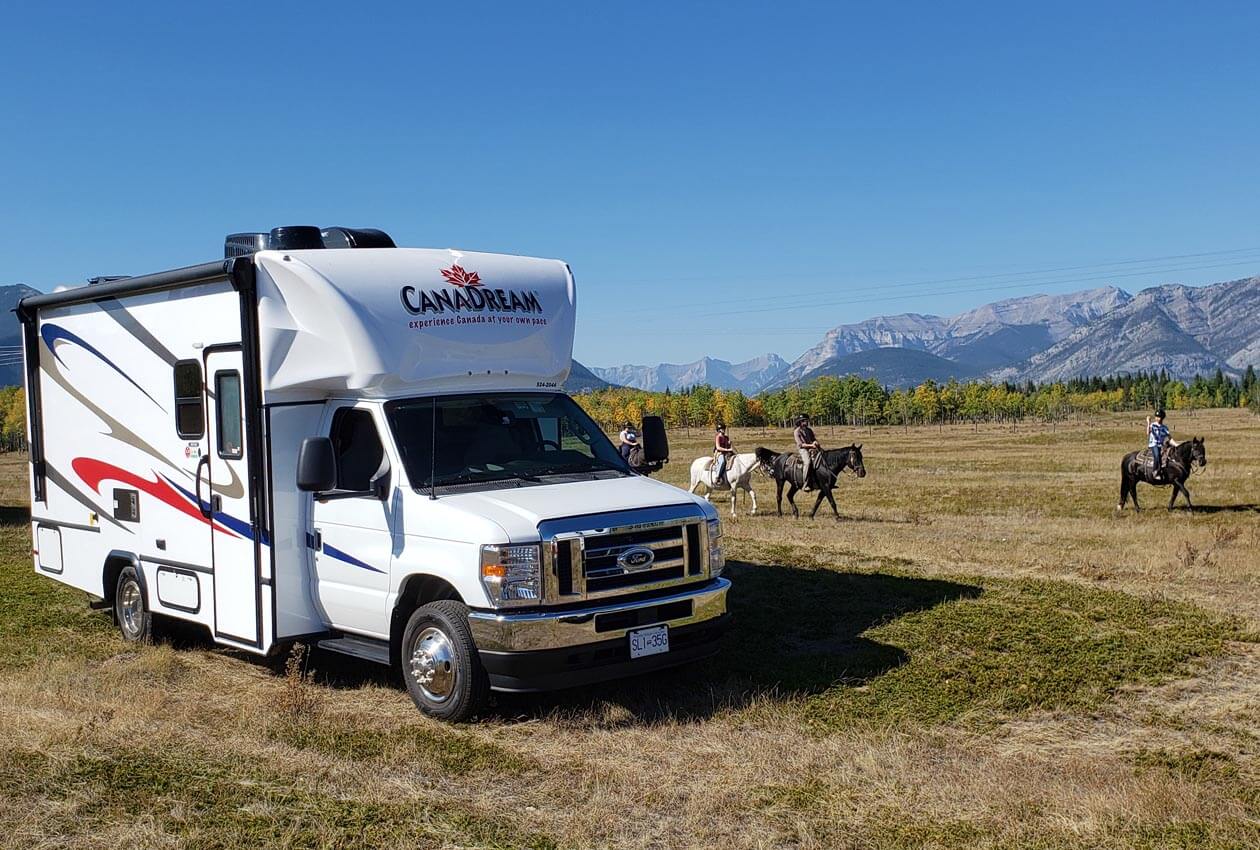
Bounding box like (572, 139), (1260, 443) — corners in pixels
(1118, 437), (1207, 512)
(755, 445), (866, 519)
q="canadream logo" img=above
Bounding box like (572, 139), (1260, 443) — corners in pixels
(401, 265), (544, 316)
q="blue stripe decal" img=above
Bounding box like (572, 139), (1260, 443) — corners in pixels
(322, 541), (386, 574)
(304, 532), (383, 574)
(41, 323), (164, 409)
(162, 474), (268, 544)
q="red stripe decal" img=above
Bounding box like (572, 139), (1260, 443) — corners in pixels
(71, 457), (238, 537)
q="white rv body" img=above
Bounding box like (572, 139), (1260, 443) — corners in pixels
(20, 238), (728, 718)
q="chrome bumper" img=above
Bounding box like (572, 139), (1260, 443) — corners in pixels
(467, 577), (731, 653)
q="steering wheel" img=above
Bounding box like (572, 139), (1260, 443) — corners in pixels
(541, 439), (561, 451)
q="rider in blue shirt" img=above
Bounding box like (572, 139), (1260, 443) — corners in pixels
(1147, 409), (1171, 480)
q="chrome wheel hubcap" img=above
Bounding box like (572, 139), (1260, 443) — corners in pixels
(409, 627), (456, 702)
(119, 580), (143, 638)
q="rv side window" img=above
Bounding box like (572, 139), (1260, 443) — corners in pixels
(173, 360), (204, 439)
(329, 408), (386, 492)
(215, 371), (243, 459)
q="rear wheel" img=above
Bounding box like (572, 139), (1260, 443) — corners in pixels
(400, 600), (488, 722)
(114, 566), (152, 644)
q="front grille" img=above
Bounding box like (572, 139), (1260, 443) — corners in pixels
(542, 508), (709, 602)
(584, 525), (687, 578)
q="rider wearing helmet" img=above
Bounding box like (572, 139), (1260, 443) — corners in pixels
(1146, 409), (1174, 480)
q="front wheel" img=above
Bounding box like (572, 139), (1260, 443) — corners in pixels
(114, 565), (152, 643)
(400, 600), (488, 722)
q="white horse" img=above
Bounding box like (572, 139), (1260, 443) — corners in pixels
(689, 453), (761, 517)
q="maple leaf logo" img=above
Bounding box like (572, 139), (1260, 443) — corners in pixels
(440, 265), (482, 288)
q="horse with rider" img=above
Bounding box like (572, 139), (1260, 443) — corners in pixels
(1119, 409), (1207, 512)
(755, 413), (866, 519)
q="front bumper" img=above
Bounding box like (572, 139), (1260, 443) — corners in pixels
(467, 577), (731, 692)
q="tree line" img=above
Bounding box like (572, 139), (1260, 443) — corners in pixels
(574, 367), (1260, 430)
(0, 387), (26, 451)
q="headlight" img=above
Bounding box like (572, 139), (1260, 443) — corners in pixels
(706, 518), (725, 576)
(480, 544), (541, 605)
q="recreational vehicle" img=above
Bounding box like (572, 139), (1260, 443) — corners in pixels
(18, 226), (729, 720)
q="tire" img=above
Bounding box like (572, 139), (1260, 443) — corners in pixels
(399, 599), (488, 722)
(114, 565), (152, 644)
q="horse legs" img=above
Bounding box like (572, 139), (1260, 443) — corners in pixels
(1169, 481), (1192, 511)
(823, 487), (840, 520)
(729, 487), (737, 518)
(806, 488), (826, 521)
(775, 480), (785, 516)
(786, 485), (800, 518)
(748, 485), (758, 516)
(1118, 473), (1129, 511)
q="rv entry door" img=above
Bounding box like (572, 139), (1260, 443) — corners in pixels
(204, 348), (259, 645)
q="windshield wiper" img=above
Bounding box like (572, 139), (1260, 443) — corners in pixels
(488, 470), (541, 484)
(537, 458), (627, 476)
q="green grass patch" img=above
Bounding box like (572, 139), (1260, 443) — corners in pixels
(0, 743), (558, 850)
(718, 540), (1245, 730)
(0, 513), (114, 669)
(272, 718), (534, 776)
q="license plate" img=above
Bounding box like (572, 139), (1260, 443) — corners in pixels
(629, 624), (669, 659)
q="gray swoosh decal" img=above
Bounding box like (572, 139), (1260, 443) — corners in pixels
(99, 298), (180, 366)
(43, 349), (246, 500)
(44, 462), (131, 533)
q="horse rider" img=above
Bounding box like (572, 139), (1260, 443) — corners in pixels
(794, 413), (821, 491)
(618, 420), (640, 462)
(713, 423), (735, 487)
(1146, 409), (1176, 481)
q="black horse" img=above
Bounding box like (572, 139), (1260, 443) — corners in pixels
(755, 444), (866, 519)
(1119, 437), (1207, 512)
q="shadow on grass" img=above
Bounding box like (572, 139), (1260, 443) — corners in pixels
(494, 560), (981, 724)
(0, 505), (29, 526)
(276, 560), (980, 725)
(1187, 503), (1260, 515)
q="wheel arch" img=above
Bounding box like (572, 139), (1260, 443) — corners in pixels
(390, 573), (463, 666)
(102, 550), (144, 607)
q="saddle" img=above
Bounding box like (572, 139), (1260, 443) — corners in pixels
(1137, 446), (1170, 474)
(785, 451), (822, 485)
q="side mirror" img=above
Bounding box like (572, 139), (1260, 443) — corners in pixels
(296, 436), (337, 492)
(641, 416), (669, 463)
(369, 465), (392, 501)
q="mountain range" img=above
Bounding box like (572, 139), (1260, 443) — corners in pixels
(587, 276), (1260, 391)
(0, 285), (37, 387)
(589, 354), (788, 393)
(4, 277), (1258, 394)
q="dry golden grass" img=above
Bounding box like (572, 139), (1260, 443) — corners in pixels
(0, 410), (1257, 849)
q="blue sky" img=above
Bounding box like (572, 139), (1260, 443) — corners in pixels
(3, 2), (1259, 367)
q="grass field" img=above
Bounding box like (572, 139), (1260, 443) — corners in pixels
(0, 409), (1257, 849)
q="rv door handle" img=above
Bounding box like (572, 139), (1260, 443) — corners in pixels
(194, 456), (212, 519)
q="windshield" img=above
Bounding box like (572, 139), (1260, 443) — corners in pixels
(385, 392), (630, 489)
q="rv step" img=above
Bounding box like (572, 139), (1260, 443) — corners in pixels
(317, 635), (391, 666)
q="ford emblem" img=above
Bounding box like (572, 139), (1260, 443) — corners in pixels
(617, 546), (656, 572)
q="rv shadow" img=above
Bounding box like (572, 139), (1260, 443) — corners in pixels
(259, 560), (981, 723)
(492, 560), (981, 725)
(0, 505), (30, 526)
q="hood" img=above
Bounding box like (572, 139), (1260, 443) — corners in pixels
(437, 474), (711, 541)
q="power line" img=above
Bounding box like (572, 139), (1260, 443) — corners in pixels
(612, 245), (1260, 316)
(632, 258), (1260, 325)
